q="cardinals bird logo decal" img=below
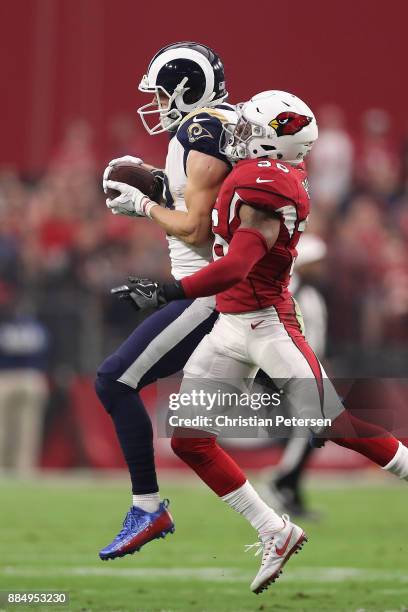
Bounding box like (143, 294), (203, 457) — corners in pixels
(269, 112), (312, 137)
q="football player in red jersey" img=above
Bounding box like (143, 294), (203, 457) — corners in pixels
(113, 91), (408, 593)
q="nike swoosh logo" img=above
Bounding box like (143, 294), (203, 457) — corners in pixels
(256, 177), (275, 183)
(193, 116), (210, 123)
(275, 528), (294, 556)
(250, 320), (264, 330)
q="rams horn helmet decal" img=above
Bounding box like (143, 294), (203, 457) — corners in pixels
(269, 112), (312, 137)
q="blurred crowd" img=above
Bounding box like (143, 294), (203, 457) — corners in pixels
(0, 117), (170, 377)
(0, 105), (408, 469)
(307, 106), (408, 376)
(1, 106), (407, 375)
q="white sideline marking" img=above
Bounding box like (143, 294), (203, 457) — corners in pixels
(1, 567), (408, 583)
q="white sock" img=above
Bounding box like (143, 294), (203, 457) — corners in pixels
(382, 442), (408, 480)
(132, 493), (160, 512)
(221, 481), (284, 537)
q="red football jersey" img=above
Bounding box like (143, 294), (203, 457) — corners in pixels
(212, 158), (310, 313)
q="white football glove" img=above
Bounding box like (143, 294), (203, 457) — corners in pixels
(102, 155), (143, 194)
(105, 180), (157, 217)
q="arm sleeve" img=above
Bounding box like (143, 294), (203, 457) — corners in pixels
(180, 228), (268, 298)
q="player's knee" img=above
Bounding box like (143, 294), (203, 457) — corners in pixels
(95, 353), (132, 413)
(97, 353), (127, 382)
(170, 435), (185, 458)
(171, 434), (216, 465)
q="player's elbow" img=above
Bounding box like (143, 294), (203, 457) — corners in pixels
(222, 260), (249, 287)
(183, 226), (212, 247)
(213, 270), (246, 294)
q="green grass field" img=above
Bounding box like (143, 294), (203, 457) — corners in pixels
(0, 476), (407, 612)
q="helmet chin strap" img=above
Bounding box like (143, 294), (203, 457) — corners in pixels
(160, 110), (182, 131)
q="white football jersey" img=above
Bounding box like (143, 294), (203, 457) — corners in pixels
(163, 104), (237, 280)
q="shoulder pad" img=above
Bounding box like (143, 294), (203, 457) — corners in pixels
(176, 110), (230, 164)
(231, 159), (299, 212)
(235, 160), (299, 202)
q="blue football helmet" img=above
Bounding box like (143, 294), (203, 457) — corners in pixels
(138, 41), (228, 135)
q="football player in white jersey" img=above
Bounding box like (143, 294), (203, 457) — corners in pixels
(98, 44), (286, 575)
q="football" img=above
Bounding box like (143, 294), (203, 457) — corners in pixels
(106, 162), (164, 203)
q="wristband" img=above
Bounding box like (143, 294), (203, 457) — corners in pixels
(141, 197), (159, 219)
(161, 281), (186, 302)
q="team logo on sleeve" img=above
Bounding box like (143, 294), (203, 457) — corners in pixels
(187, 122), (213, 143)
(269, 112), (312, 137)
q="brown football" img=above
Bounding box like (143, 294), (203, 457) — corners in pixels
(106, 163), (163, 203)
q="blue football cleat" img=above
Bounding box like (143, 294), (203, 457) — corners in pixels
(99, 499), (175, 561)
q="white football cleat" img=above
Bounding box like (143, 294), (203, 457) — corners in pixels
(246, 514), (307, 594)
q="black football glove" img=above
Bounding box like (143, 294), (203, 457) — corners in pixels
(151, 169), (166, 203)
(111, 276), (185, 311)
